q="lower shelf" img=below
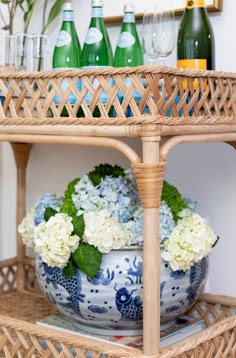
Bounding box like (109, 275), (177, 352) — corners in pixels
(1, 258), (236, 357)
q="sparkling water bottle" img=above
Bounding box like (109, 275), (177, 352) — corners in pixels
(113, 4), (143, 67)
(80, 0), (113, 115)
(113, 4), (144, 117)
(52, 2), (81, 105)
(81, 0), (113, 68)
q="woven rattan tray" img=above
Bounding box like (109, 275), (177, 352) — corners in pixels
(1, 257), (236, 357)
(1, 65), (236, 357)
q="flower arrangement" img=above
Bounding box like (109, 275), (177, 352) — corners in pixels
(18, 163), (218, 278)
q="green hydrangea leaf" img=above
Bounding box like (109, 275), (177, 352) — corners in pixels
(72, 214), (85, 238)
(64, 178), (80, 199)
(60, 177), (80, 216)
(44, 207), (57, 222)
(60, 198), (77, 216)
(63, 258), (74, 278)
(71, 243), (102, 278)
(88, 163), (124, 186)
(161, 181), (188, 223)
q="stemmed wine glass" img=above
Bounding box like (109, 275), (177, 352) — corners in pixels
(154, 0), (175, 66)
(142, 9), (158, 65)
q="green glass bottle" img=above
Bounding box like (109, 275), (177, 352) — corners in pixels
(52, 2), (81, 105)
(113, 4), (144, 117)
(113, 4), (143, 68)
(177, 0), (215, 70)
(81, 0), (113, 68)
(79, 0), (113, 116)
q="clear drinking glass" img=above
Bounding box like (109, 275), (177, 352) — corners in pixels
(15, 33), (30, 71)
(33, 34), (49, 72)
(4, 33), (49, 72)
(5, 34), (16, 67)
(142, 9), (158, 65)
(154, 0), (175, 66)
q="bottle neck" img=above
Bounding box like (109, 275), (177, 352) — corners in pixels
(123, 12), (135, 23)
(91, 6), (103, 18)
(63, 10), (74, 22)
(185, 0), (206, 9)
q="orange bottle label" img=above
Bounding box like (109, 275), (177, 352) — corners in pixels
(177, 59), (207, 70)
(186, 0), (206, 9)
(176, 59), (207, 90)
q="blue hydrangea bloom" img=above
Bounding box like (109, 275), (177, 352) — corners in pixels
(160, 202), (175, 243)
(185, 197), (197, 211)
(34, 193), (63, 225)
(71, 168), (177, 245)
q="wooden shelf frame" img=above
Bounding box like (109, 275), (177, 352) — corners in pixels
(0, 65), (236, 357)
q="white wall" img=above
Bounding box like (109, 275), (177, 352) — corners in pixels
(1, 0), (236, 296)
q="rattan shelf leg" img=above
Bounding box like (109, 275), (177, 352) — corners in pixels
(137, 136), (164, 356)
(11, 142), (32, 291)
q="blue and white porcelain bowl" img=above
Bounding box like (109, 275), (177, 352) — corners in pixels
(36, 246), (208, 336)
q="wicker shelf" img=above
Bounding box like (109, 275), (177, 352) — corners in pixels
(1, 258), (236, 357)
(1, 65), (236, 357)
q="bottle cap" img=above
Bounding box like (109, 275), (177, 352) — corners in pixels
(92, 0), (103, 6)
(124, 4), (135, 12)
(63, 2), (73, 11)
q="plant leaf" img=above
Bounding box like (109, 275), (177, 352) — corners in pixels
(161, 180), (188, 223)
(63, 258), (74, 278)
(212, 236), (220, 248)
(44, 207), (57, 222)
(72, 214), (85, 238)
(88, 164), (124, 186)
(43, 0), (64, 32)
(2, 25), (10, 31)
(71, 243), (102, 278)
(23, 0), (37, 28)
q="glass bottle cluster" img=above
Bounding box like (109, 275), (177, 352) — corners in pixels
(52, 0), (143, 72)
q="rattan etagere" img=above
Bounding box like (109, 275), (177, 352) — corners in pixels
(0, 65), (236, 357)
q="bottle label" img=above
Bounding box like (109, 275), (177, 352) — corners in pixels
(91, 7), (103, 18)
(177, 59), (207, 89)
(117, 32), (135, 48)
(55, 31), (71, 47)
(123, 13), (135, 23)
(63, 11), (74, 21)
(177, 59), (207, 70)
(84, 27), (103, 44)
(186, 0), (206, 9)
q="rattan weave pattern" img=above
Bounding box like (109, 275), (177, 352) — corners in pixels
(0, 66), (235, 123)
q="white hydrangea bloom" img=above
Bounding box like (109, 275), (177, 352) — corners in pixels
(161, 213), (217, 271)
(18, 206), (36, 248)
(83, 209), (128, 254)
(34, 213), (80, 268)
